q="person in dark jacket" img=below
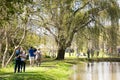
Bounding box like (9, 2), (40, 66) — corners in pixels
(14, 47), (21, 73)
(87, 48), (90, 59)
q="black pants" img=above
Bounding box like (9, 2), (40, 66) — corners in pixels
(87, 53), (90, 59)
(14, 60), (21, 73)
(21, 61), (26, 72)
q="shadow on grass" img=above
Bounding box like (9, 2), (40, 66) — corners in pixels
(0, 71), (55, 80)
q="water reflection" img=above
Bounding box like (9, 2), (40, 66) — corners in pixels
(70, 62), (120, 80)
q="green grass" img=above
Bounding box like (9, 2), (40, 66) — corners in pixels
(1, 53), (119, 80)
(0, 60), (73, 80)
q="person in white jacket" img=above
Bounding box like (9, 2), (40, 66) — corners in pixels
(20, 49), (27, 72)
(35, 49), (42, 67)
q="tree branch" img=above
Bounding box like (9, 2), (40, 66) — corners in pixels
(73, 1), (90, 15)
(45, 27), (58, 43)
(75, 19), (93, 32)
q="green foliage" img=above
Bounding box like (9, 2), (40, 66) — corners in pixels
(0, 0), (32, 26)
(23, 32), (41, 48)
(44, 55), (51, 58)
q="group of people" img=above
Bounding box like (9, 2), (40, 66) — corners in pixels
(14, 46), (42, 73)
(29, 47), (42, 67)
(87, 48), (99, 59)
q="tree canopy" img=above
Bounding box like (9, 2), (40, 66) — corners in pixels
(0, 0), (120, 67)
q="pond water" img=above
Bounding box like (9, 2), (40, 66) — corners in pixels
(69, 62), (120, 80)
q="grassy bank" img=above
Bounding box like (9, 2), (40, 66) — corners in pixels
(0, 59), (73, 80)
(1, 57), (119, 80)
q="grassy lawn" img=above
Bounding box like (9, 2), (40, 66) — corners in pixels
(0, 59), (73, 80)
(0, 55), (119, 80)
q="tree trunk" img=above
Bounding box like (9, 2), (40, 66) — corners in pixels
(56, 46), (66, 60)
(0, 43), (2, 61)
(5, 47), (17, 67)
(55, 29), (74, 60)
(0, 43), (2, 59)
(0, 43), (1, 53)
(110, 19), (118, 54)
(5, 24), (27, 67)
(2, 31), (8, 68)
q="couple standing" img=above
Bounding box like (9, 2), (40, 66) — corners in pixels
(29, 47), (42, 67)
(14, 47), (27, 73)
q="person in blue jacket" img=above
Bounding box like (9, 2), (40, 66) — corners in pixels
(29, 47), (35, 67)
